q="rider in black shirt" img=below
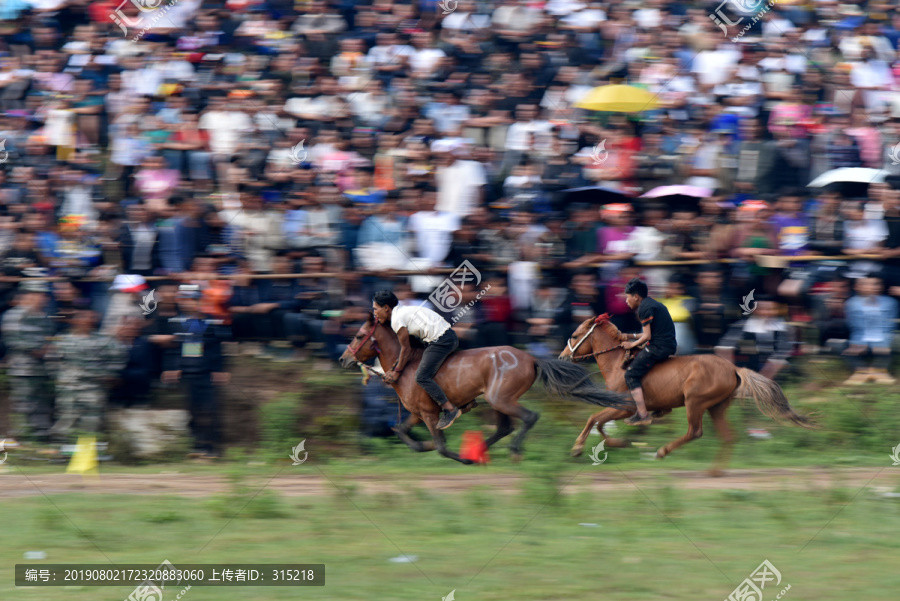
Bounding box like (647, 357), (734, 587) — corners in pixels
(620, 278), (677, 426)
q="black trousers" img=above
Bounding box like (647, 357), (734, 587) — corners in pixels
(183, 372), (222, 453)
(624, 345), (675, 391)
(415, 328), (459, 407)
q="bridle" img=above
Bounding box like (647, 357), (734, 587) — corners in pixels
(566, 315), (624, 363)
(348, 322), (381, 360)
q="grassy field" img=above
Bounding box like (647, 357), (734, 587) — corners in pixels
(3, 476), (900, 600)
(4, 355), (900, 600)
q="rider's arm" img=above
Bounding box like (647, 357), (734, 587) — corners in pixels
(633, 323), (651, 345)
(394, 326), (412, 373)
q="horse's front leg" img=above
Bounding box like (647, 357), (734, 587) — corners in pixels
(391, 413), (435, 452)
(571, 408), (631, 456)
(422, 413), (473, 465)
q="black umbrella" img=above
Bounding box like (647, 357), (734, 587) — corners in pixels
(562, 186), (636, 207)
(645, 193), (703, 214)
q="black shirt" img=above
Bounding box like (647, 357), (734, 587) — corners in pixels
(637, 296), (677, 353)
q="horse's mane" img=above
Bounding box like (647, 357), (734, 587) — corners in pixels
(593, 313), (623, 340)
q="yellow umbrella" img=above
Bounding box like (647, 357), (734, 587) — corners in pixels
(575, 84), (660, 113)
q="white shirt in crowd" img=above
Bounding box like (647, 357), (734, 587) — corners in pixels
(391, 305), (450, 343)
(442, 11), (491, 30)
(411, 48), (446, 75)
(199, 109), (252, 155)
(408, 210), (461, 264)
(693, 49), (740, 87)
(505, 119), (553, 152)
(367, 43), (414, 66)
(436, 159), (486, 218)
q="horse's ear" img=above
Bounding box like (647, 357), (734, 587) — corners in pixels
(594, 313), (611, 324)
(366, 312), (375, 324)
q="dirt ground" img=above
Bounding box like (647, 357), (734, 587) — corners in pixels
(1, 467), (896, 499)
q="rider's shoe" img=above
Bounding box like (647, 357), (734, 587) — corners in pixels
(624, 412), (653, 426)
(437, 407), (461, 430)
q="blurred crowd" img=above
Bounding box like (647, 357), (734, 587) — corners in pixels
(2, 0), (900, 452)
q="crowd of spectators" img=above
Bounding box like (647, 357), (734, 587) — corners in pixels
(2, 0), (900, 454)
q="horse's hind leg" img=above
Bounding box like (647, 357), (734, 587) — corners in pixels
(706, 397), (736, 477)
(656, 395), (710, 459)
(484, 412), (513, 449)
(506, 403), (540, 461)
(392, 413), (435, 452)
(571, 408), (631, 457)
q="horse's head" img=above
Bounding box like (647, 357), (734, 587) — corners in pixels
(558, 313), (621, 362)
(338, 313), (382, 368)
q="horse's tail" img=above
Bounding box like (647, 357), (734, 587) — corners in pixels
(735, 367), (814, 428)
(534, 359), (635, 410)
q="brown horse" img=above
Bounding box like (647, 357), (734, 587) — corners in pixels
(559, 314), (813, 475)
(338, 314), (633, 464)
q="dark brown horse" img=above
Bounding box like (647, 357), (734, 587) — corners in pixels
(559, 314), (813, 475)
(338, 314), (632, 464)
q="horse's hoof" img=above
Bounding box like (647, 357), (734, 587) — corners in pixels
(510, 452), (523, 463)
(606, 437), (628, 448)
(570, 445), (584, 457)
(707, 469), (725, 478)
(655, 448), (666, 459)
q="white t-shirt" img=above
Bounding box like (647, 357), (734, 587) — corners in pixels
(411, 48), (446, 75)
(408, 210), (461, 264)
(436, 159), (487, 217)
(45, 109), (76, 146)
(391, 305), (450, 343)
(844, 219), (888, 250)
(199, 109), (253, 155)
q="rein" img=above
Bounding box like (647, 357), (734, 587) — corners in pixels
(570, 343), (624, 363)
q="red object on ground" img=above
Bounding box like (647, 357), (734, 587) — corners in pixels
(460, 430), (489, 465)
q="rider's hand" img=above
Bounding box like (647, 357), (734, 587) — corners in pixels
(384, 370), (400, 383)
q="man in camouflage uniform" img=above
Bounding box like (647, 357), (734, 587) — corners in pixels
(46, 310), (130, 444)
(1, 281), (56, 442)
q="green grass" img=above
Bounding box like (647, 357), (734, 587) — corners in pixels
(3, 480), (900, 600)
(5, 356), (900, 599)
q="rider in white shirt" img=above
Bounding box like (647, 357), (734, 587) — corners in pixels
(373, 290), (462, 430)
